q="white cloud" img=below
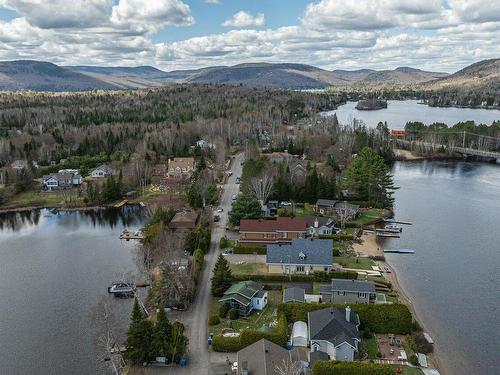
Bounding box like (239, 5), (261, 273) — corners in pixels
(205, 0), (220, 4)
(222, 11), (265, 27)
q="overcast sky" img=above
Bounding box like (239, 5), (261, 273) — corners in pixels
(0, 0), (498, 72)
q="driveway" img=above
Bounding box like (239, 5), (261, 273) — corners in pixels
(148, 154), (244, 375)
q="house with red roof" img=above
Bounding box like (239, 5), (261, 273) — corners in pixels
(238, 216), (307, 247)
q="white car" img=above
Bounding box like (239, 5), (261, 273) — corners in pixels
(231, 362), (238, 372)
(217, 208), (224, 213)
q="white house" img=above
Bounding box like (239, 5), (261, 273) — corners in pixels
(308, 306), (360, 362)
(91, 164), (117, 178)
(42, 172), (82, 191)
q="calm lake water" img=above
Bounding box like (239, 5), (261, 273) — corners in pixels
(385, 161), (500, 375)
(0, 207), (146, 375)
(323, 100), (500, 128)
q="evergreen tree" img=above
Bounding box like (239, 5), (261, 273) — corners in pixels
(124, 300), (155, 365)
(169, 322), (188, 363)
(228, 194), (261, 226)
(211, 254), (233, 297)
(153, 307), (172, 357)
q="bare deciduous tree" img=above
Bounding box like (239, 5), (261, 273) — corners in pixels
(248, 174), (274, 204)
(274, 359), (304, 375)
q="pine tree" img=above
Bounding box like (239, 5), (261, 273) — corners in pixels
(169, 322), (188, 363)
(153, 308), (172, 357)
(124, 300), (150, 365)
(211, 254), (233, 297)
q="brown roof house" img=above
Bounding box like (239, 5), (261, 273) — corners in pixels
(239, 217), (307, 247)
(167, 157), (196, 180)
(168, 211), (200, 230)
(236, 338), (307, 375)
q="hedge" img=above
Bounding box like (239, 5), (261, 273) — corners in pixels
(233, 245), (267, 255)
(232, 270), (357, 283)
(277, 303), (413, 335)
(319, 234), (354, 241)
(211, 313), (287, 352)
(313, 361), (395, 375)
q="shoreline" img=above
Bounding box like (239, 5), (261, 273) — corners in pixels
(353, 231), (447, 374)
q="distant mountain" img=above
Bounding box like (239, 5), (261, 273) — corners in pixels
(422, 58), (500, 90)
(355, 67), (448, 86)
(0, 60), (116, 91)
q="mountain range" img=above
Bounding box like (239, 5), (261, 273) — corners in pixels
(0, 58), (497, 92)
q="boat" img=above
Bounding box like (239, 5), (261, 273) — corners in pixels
(384, 224), (402, 232)
(108, 282), (136, 296)
(384, 248), (415, 254)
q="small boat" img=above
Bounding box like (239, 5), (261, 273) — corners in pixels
(384, 224), (402, 232)
(108, 282), (136, 296)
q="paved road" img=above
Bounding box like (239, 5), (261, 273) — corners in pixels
(148, 154), (243, 375)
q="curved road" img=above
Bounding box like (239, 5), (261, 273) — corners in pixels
(149, 153), (243, 375)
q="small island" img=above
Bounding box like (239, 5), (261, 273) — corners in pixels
(355, 98), (388, 110)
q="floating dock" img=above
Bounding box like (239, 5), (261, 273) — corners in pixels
(376, 229), (400, 238)
(384, 219), (413, 225)
(384, 248), (415, 254)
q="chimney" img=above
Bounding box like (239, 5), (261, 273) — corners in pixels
(345, 306), (351, 322)
(314, 218), (319, 228)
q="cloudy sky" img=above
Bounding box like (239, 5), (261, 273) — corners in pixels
(0, 0), (498, 72)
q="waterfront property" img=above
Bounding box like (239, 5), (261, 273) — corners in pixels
(41, 171), (82, 191)
(315, 199), (337, 215)
(218, 281), (268, 317)
(168, 210), (200, 230)
(320, 279), (377, 304)
(239, 217), (307, 246)
(236, 338), (306, 375)
(315, 199), (360, 220)
(266, 238), (333, 274)
(308, 306), (360, 361)
(305, 215), (337, 237)
(166, 157), (196, 180)
(90, 164), (117, 178)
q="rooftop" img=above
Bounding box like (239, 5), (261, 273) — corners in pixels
(331, 279), (376, 293)
(308, 307), (360, 348)
(316, 199), (337, 207)
(283, 287), (305, 303)
(240, 217), (307, 233)
(266, 238), (333, 266)
(237, 338), (291, 375)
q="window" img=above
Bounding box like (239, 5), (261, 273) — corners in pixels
(256, 300), (259, 305)
(338, 291), (345, 296)
(296, 266), (304, 272)
(324, 266), (329, 272)
(359, 292), (367, 298)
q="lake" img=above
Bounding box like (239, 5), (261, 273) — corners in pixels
(322, 100), (500, 128)
(385, 161), (500, 375)
(0, 207), (146, 375)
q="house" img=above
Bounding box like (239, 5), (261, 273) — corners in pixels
(168, 211), (199, 230)
(308, 306), (360, 361)
(266, 238), (333, 274)
(10, 159), (27, 170)
(41, 172), (82, 191)
(196, 139), (215, 149)
(320, 279), (377, 304)
(167, 157), (196, 180)
(239, 217), (307, 247)
(236, 338), (306, 375)
(219, 281), (268, 317)
(334, 202), (360, 221)
(315, 199), (337, 215)
(266, 152), (307, 183)
(283, 287), (322, 304)
(91, 164), (117, 178)
(305, 215), (337, 237)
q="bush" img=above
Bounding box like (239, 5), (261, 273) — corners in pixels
(228, 308), (239, 320)
(312, 361), (395, 375)
(409, 354), (419, 366)
(232, 271), (357, 283)
(412, 331), (434, 354)
(208, 315), (221, 326)
(219, 304), (229, 318)
(278, 303), (413, 334)
(219, 237), (228, 249)
(232, 245), (266, 255)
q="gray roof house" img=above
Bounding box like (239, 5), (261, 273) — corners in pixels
(283, 287), (305, 303)
(305, 215), (337, 237)
(315, 199), (360, 220)
(41, 172), (82, 191)
(308, 306), (360, 361)
(236, 338), (307, 375)
(91, 164), (117, 178)
(320, 279), (377, 304)
(266, 238), (333, 274)
(219, 281), (268, 316)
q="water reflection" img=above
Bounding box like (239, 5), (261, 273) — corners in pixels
(0, 205), (147, 232)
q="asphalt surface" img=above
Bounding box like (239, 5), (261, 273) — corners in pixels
(148, 153), (243, 375)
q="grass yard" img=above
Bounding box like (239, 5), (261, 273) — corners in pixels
(333, 240), (352, 255)
(334, 256), (376, 270)
(349, 208), (390, 226)
(208, 290), (281, 335)
(361, 335), (379, 359)
(1, 188), (83, 210)
(229, 262), (267, 275)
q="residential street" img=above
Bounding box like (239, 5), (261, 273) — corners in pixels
(148, 153), (243, 375)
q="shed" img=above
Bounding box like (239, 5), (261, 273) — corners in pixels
(283, 287), (305, 303)
(292, 321), (308, 347)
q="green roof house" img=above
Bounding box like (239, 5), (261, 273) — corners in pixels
(219, 281), (268, 317)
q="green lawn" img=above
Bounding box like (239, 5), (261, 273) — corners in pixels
(229, 262), (267, 275)
(1, 189), (82, 210)
(333, 241), (352, 255)
(349, 208), (390, 226)
(360, 335), (379, 359)
(334, 256), (376, 270)
(208, 291), (281, 335)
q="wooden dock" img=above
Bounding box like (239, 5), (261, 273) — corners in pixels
(113, 199), (128, 208)
(376, 229), (400, 238)
(384, 219), (413, 225)
(384, 248), (415, 254)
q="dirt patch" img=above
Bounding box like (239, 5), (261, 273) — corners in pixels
(375, 334), (407, 361)
(352, 232), (383, 257)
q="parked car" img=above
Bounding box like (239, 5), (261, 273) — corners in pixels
(231, 362), (238, 372)
(217, 208), (224, 213)
(214, 215), (220, 222)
